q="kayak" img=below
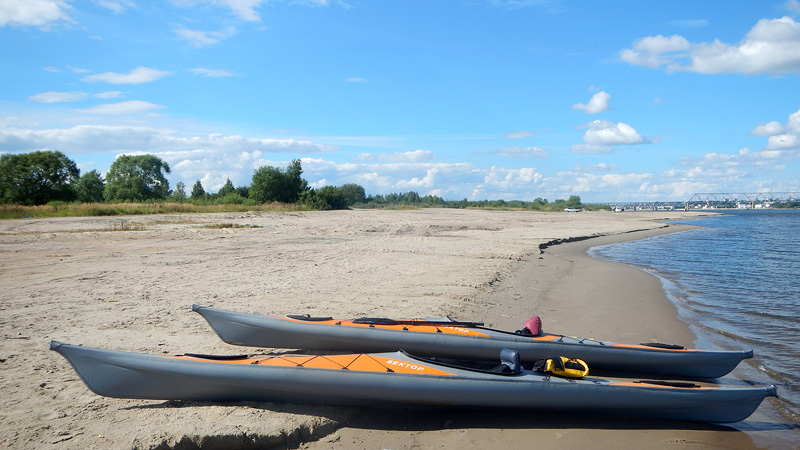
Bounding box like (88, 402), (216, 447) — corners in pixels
(192, 304), (752, 378)
(50, 341), (776, 423)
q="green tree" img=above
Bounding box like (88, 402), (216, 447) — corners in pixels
(170, 181), (188, 202)
(338, 183), (366, 207)
(191, 180), (206, 199)
(0, 151), (79, 205)
(316, 186), (348, 210)
(104, 154), (171, 202)
(76, 169), (105, 203)
(250, 159), (307, 203)
(217, 178), (235, 197)
(566, 195), (582, 208)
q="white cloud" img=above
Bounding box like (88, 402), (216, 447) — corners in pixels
(76, 100), (166, 115)
(396, 168), (439, 189)
(490, 146), (549, 159)
(767, 134), (800, 150)
(176, 27), (236, 47)
(621, 17), (800, 75)
(786, 0), (800, 14)
(504, 130), (534, 139)
(620, 35), (691, 69)
(750, 121), (784, 136)
(96, 1), (135, 13)
(572, 162), (618, 172)
(750, 108), (800, 151)
(218, 0), (266, 21)
(94, 91), (124, 99)
(189, 68), (236, 77)
(580, 120), (648, 146)
(0, 0), (72, 28)
(345, 77), (368, 83)
(569, 144), (612, 154)
(478, 166), (543, 191)
(172, 0), (266, 22)
(26, 90), (123, 103)
(353, 150), (435, 163)
(572, 91), (610, 114)
(82, 67), (174, 84)
(30, 91), (89, 103)
(0, 125), (338, 190)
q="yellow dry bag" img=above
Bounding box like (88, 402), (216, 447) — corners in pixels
(533, 356), (589, 378)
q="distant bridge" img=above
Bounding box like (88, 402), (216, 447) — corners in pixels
(685, 192), (799, 209)
(605, 192), (799, 211)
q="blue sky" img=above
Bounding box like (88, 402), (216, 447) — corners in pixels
(1, 0), (799, 202)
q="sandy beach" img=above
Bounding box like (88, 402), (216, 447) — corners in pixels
(0, 209), (779, 449)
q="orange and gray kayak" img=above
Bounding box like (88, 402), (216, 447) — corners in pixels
(50, 341), (776, 423)
(192, 304), (752, 378)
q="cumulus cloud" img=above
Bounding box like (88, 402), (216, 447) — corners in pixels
(490, 146), (549, 159)
(750, 108), (800, 151)
(395, 168), (439, 189)
(620, 16), (800, 75)
(750, 121), (785, 136)
(579, 120), (649, 146)
(82, 67), (173, 84)
(480, 166), (542, 190)
(0, 0), (72, 28)
(572, 91), (610, 114)
(674, 142), (797, 184)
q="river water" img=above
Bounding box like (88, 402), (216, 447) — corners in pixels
(589, 210), (799, 440)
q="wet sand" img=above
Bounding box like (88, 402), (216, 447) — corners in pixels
(0, 209), (774, 449)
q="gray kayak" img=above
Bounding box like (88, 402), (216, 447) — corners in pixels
(50, 341), (776, 423)
(192, 304), (753, 378)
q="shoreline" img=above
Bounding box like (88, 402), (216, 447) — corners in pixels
(306, 224), (769, 450)
(1, 209), (772, 450)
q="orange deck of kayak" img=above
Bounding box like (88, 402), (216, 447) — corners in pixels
(168, 353), (456, 376)
(278, 318), (691, 351)
(280, 316), (492, 337)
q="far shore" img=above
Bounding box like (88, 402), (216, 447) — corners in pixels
(1, 208), (781, 449)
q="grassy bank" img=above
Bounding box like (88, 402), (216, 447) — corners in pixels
(0, 202), (309, 220)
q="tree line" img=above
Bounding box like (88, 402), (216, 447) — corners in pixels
(0, 150), (587, 211)
(0, 151), (366, 210)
